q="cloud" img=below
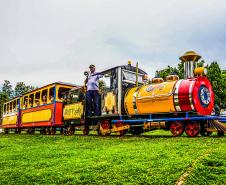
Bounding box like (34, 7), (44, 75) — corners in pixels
(0, 0), (226, 87)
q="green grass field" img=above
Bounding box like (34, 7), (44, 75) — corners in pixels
(0, 131), (225, 185)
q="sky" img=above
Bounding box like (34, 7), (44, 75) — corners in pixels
(0, 0), (226, 88)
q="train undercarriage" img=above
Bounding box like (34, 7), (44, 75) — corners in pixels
(2, 113), (226, 137)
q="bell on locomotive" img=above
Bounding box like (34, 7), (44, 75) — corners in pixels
(124, 51), (214, 115)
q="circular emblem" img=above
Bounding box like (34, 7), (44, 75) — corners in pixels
(199, 85), (210, 107)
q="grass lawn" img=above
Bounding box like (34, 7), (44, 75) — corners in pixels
(0, 130), (225, 185)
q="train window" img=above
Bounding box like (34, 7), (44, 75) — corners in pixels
(49, 87), (55, 102)
(100, 74), (111, 95)
(12, 100), (16, 112)
(9, 102), (12, 112)
(29, 94), (34, 108)
(67, 88), (85, 103)
(122, 70), (143, 84)
(23, 96), (28, 109)
(7, 103), (9, 113)
(42, 89), (48, 105)
(35, 91), (41, 106)
(3, 104), (6, 114)
(58, 87), (71, 101)
(102, 73), (111, 88)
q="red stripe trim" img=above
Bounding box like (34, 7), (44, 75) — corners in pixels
(178, 80), (193, 111)
(1, 125), (17, 128)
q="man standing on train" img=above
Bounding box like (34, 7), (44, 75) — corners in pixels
(85, 64), (103, 117)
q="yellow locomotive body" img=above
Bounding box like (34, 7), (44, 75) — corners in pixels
(124, 81), (176, 115)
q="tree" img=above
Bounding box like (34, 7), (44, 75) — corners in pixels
(221, 80), (226, 108)
(207, 62), (224, 106)
(0, 92), (8, 117)
(177, 62), (184, 79)
(156, 66), (179, 80)
(2, 80), (13, 99)
(14, 82), (36, 97)
(155, 60), (226, 107)
(0, 81), (37, 118)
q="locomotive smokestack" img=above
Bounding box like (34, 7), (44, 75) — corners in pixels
(179, 51), (201, 79)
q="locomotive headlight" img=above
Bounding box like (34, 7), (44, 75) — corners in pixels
(199, 85), (211, 107)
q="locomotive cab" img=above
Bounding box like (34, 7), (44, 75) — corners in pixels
(96, 64), (147, 117)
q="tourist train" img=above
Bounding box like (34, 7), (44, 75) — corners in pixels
(1, 51), (225, 137)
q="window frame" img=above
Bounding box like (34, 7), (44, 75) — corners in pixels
(56, 85), (73, 102)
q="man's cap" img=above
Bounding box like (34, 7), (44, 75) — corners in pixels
(89, 64), (95, 68)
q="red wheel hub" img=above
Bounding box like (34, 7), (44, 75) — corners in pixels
(101, 120), (110, 130)
(115, 121), (125, 136)
(185, 122), (200, 137)
(170, 121), (184, 137)
(100, 120), (111, 136)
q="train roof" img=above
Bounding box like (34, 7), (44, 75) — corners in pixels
(23, 81), (79, 95)
(4, 82), (79, 102)
(100, 65), (147, 75)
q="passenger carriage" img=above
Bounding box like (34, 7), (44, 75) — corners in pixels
(1, 82), (77, 134)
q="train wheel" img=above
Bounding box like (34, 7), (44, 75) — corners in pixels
(47, 128), (51, 135)
(51, 128), (56, 135)
(27, 128), (34, 134)
(68, 126), (75, 135)
(99, 120), (111, 136)
(185, 122), (200, 137)
(63, 129), (68, 136)
(115, 121), (126, 136)
(63, 126), (74, 136)
(15, 128), (20, 134)
(40, 128), (47, 135)
(170, 121), (184, 137)
(83, 126), (89, 135)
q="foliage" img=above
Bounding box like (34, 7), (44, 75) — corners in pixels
(0, 80), (37, 118)
(177, 62), (184, 79)
(2, 80), (13, 99)
(156, 60), (205, 80)
(14, 82), (36, 97)
(207, 62), (226, 106)
(0, 92), (8, 118)
(0, 131), (225, 185)
(155, 60), (226, 107)
(156, 65), (179, 80)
